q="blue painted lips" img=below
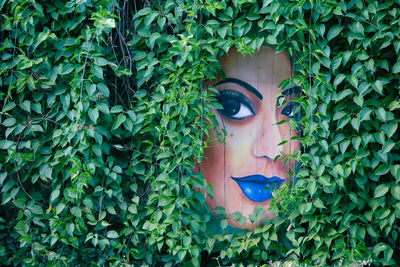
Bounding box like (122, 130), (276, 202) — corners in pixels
(231, 175), (285, 202)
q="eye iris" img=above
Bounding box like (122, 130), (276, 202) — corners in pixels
(283, 104), (292, 116)
(221, 98), (240, 115)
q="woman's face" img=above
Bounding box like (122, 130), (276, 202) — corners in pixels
(201, 46), (299, 230)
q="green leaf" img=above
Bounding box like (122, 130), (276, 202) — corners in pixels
(206, 183), (214, 199)
(107, 230), (119, 239)
(94, 57), (108, 66)
(351, 117), (360, 131)
(55, 203), (66, 215)
(373, 243), (388, 257)
(382, 141), (395, 154)
(133, 51), (146, 61)
(266, 34), (277, 45)
(97, 83), (109, 97)
(110, 105), (123, 113)
(135, 7), (152, 17)
(353, 95), (364, 107)
(71, 206), (82, 217)
(360, 107), (372, 121)
(374, 184), (389, 198)
(220, 219), (228, 229)
(389, 100), (400, 111)
(20, 100), (31, 112)
(2, 118), (16, 127)
(149, 32), (160, 49)
(93, 65), (103, 79)
(376, 107), (386, 122)
(308, 180), (317, 197)
(60, 94), (70, 110)
(327, 25), (343, 41)
(0, 172), (7, 186)
(29, 203), (43, 215)
(217, 27), (227, 38)
(333, 74), (345, 86)
(112, 114), (126, 130)
(88, 108), (99, 124)
(62, 64), (74, 74)
(319, 176), (331, 186)
(391, 186), (400, 200)
(374, 80), (383, 94)
(183, 236), (191, 247)
(377, 208), (390, 220)
(348, 75), (358, 88)
(392, 61), (400, 73)
(314, 198), (326, 209)
(375, 165), (389, 176)
(50, 189), (60, 202)
(331, 56), (341, 71)
(67, 223), (75, 236)
(386, 123), (398, 138)
(0, 140), (14, 150)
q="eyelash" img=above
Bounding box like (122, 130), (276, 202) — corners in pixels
(216, 90), (255, 120)
(216, 89), (299, 121)
(281, 102), (299, 120)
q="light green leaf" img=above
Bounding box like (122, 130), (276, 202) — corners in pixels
(2, 118), (16, 127)
(376, 107), (386, 122)
(382, 141), (395, 154)
(20, 100), (31, 113)
(107, 230), (119, 239)
(71, 206), (82, 217)
(97, 83), (109, 97)
(374, 80), (383, 94)
(375, 165), (389, 176)
(94, 57), (108, 66)
(112, 114), (126, 130)
(93, 66), (103, 79)
(88, 108), (99, 124)
(374, 184), (389, 198)
(183, 236), (191, 247)
(0, 140), (14, 150)
(29, 203), (43, 215)
(392, 61), (400, 73)
(220, 219), (228, 229)
(50, 189), (60, 202)
(110, 105), (123, 113)
(389, 100), (400, 111)
(386, 123), (398, 138)
(333, 74), (345, 86)
(391, 186), (400, 200)
(314, 198), (326, 209)
(217, 27), (227, 38)
(327, 25), (343, 41)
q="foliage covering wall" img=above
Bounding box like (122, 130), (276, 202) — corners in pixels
(0, 0), (399, 265)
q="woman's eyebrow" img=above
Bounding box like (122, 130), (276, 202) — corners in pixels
(214, 78), (263, 100)
(277, 86), (301, 104)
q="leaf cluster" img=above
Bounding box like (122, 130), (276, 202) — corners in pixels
(0, 0), (399, 265)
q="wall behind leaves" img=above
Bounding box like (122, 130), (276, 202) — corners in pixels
(0, 0), (399, 266)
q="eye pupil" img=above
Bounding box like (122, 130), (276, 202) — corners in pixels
(216, 89), (254, 120)
(281, 102), (299, 119)
(221, 99), (240, 115)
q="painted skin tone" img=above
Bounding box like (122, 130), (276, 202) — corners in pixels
(200, 46), (299, 230)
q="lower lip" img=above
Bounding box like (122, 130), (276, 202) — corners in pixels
(231, 175), (284, 202)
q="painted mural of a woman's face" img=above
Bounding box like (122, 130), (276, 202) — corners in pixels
(201, 46), (299, 230)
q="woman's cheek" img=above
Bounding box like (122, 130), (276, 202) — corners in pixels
(224, 121), (256, 174)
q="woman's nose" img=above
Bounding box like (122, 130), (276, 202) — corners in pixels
(252, 119), (283, 160)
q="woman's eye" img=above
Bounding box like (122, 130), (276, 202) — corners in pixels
(217, 90), (255, 120)
(281, 102), (299, 119)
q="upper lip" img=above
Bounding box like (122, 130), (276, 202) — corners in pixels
(231, 175), (284, 202)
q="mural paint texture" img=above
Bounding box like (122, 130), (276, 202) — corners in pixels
(201, 46), (299, 230)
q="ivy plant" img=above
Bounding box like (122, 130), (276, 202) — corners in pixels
(0, 0), (399, 265)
